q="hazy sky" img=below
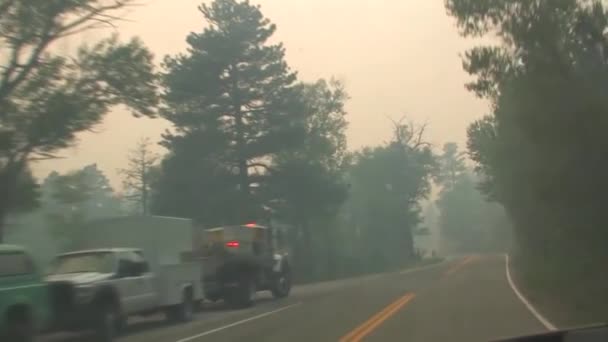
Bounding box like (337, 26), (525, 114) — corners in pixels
(34, 0), (487, 190)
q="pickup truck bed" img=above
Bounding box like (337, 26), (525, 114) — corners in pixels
(157, 262), (203, 306)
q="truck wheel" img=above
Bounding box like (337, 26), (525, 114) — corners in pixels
(271, 269), (292, 299)
(5, 305), (34, 342)
(94, 304), (120, 342)
(226, 277), (256, 308)
(166, 288), (194, 323)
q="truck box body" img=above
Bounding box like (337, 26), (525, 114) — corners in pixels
(74, 215), (204, 306)
(78, 216), (196, 268)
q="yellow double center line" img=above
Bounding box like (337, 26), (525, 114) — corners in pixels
(339, 292), (416, 342)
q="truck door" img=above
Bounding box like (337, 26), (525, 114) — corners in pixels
(125, 251), (157, 312)
(115, 252), (136, 314)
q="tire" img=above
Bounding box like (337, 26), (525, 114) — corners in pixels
(5, 305), (35, 342)
(93, 303), (120, 342)
(225, 277), (256, 308)
(271, 268), (292, 299)
(166, 289), (194, 323)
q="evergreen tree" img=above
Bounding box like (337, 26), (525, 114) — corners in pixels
(160, 0), (306, 222)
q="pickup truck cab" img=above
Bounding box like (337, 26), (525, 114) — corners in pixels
(46, 248), (200, 342)
(201, 224), (292, 308)
(0, 244), (50, 342)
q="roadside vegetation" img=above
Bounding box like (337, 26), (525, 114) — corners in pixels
(433, 142), (512, 255)
(446, 0), (608, 325)
(11, 0), (606, 306)
(2, 0), (440, 284)
(9, 0), (608, 340)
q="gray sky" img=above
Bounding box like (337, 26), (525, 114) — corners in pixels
(33, 0), (487, 190)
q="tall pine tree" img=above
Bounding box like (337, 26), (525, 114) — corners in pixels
(161, 0), (306, 222)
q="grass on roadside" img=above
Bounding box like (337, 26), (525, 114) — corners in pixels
(511, 252), (608, 328)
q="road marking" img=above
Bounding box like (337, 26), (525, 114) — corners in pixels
(339, 292), (415, 342)
(505, 254), (557, 331)
(174, 302), (302, 342)
(399, 259), (446, 274)
(444, 255), (477, 276)
(351, 294), (415, 341)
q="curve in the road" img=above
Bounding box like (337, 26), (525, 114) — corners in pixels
(505, 254), (557, 331)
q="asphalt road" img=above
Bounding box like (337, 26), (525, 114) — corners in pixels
(43, 254), (548, 342)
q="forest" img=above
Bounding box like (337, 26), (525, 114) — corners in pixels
(5, 1), (605, 327)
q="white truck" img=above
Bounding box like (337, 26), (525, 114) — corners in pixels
(45, 216), (204, 342)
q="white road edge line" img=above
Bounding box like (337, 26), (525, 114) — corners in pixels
(175, 302), (302, 342)
(505, 254), (557, 331)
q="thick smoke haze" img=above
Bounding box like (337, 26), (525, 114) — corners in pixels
(33, 0), (487, 188)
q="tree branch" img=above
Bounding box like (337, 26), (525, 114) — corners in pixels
(0, 33), (53, 104)
(0, 0), (16, 19)
(412, 121), (431, 149)
(58, 21), (116, 38)
(247, 162), (271, 171)
(0, 0), (139, 106)
(29, 152), (64, 161)
(0, 37), (24, 90)
(58, 1), (132, 36)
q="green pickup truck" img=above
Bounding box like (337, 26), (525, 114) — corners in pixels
(0, 244), (51, 341)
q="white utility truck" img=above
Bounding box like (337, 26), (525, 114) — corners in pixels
(46, 216), (204, 342)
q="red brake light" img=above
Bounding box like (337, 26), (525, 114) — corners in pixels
(245, 222), (256, 228)
(225, 240), (240, 248)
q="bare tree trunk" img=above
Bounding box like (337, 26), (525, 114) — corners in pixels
(142, 185), (148, 215)
(142, 159), (148, 215)
(324, 221), (336, 279)
(404, 223), (415, 261)
(0, 165), (15, 243)
(235, 112), (251, 223)
(300, 219), (314, 280)
(231, 65), (250, 223)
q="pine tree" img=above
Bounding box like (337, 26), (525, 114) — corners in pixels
(161, 0), (306, 221)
